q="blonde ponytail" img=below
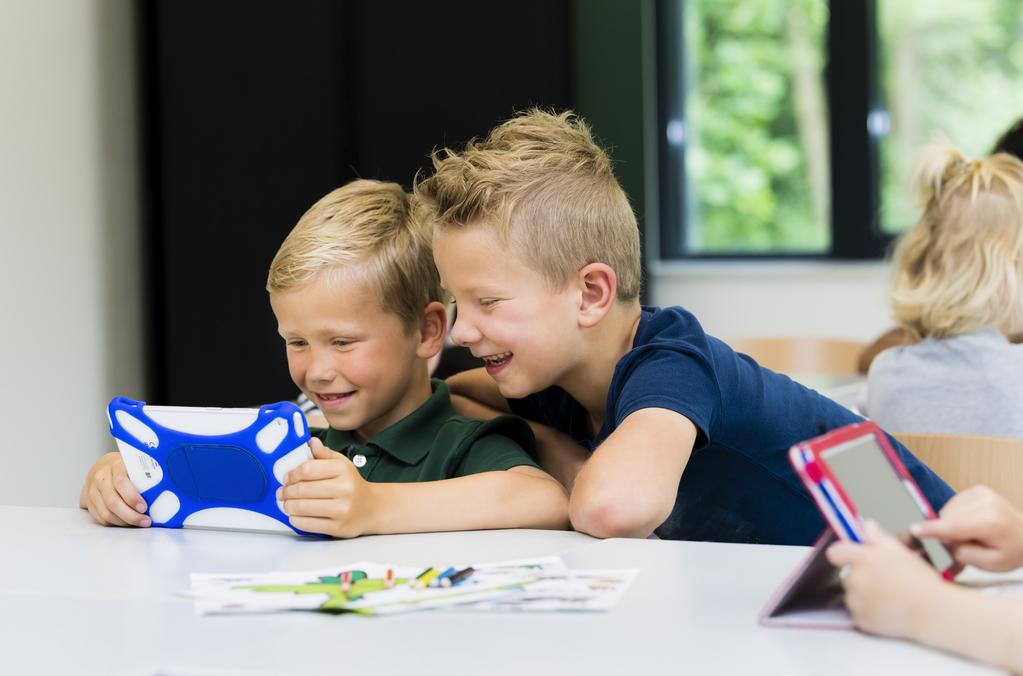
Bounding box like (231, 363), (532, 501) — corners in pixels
(911, 142), (968, 210)
(891, 144), (1023, 340)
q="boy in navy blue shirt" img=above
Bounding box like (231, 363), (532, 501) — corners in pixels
(419, 109), (953, 545)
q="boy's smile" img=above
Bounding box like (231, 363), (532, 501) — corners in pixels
(480, 350), (513, 376)
(312, 390), (356, 410)
(270, 269), (434, 441)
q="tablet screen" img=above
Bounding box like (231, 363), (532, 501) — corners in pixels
(821, 434), (954, 572)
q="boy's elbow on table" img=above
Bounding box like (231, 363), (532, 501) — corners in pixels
(568, 485), (671, 539)
(540, 490), (573, 531)
(508, 467), (571, 530)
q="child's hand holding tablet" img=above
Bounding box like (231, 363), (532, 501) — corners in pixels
(825, 519), (946, 640)
(80, 449), (151, 528)
(762, 421), (956, 629)
(826, 483), (1023, 672)
(825, 483), (1023, 634)
(277, 437), (376, 539)
(909, 485), (1023, 572)
(789, 421), (955, 577)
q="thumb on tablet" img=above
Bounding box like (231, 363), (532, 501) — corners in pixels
(862, 520), (901, 548)
(309, 437), (334, 459)
(825, 539), (862, 567)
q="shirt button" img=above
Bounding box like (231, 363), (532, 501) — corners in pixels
(352, 454), (367, 468)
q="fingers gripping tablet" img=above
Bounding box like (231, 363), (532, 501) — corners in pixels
(789, 421), (955, 578)
(107, 397), (314, 535)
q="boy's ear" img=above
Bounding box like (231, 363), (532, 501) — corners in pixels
(415, 301), (448, 359)
(576, 263), (618, 328)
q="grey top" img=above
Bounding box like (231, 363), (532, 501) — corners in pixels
(867, 327), (1023, 437)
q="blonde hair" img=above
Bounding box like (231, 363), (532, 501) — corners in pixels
(890, 143), (1023, 340)
(267, 179), (444, 331)
(414, 109), (642, 302)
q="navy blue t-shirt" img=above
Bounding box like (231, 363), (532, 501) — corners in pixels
(509, 306), (954, 545)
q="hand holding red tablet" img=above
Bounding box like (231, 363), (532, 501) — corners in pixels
(788, 421), (955, 578)
(825, 519), (947, 640)
(910, 485), (1023, 573)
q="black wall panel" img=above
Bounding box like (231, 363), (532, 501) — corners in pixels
(346, 1), (573, 182)
(142, 0), (573, 405)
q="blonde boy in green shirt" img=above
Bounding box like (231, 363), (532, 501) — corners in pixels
(81, 180), (568, 536)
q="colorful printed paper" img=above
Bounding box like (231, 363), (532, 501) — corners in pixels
(186, 557), (636, 616)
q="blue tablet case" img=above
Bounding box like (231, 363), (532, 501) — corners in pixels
(107, 397), (315, 535)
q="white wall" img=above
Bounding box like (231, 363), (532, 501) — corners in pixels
(650, 260), (893, 343)
(0, 0), (143, 507)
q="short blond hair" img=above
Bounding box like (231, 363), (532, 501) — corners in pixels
(267, 179), (444, 330)
(890, 143), (1023, 340)
(414, 109), (642, 302)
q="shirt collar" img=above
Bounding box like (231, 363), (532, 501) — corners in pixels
(921, 325), (1009, 345)
(319, 379), (455, 466)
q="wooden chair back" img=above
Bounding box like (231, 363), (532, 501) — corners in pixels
(894, 432), (1023, 511)
(727, 337), (866, 376)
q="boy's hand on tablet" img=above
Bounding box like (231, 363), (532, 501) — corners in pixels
(79, 451), (150, 528)
(826, 520), (944, 641)
(910, 485), (1023, 572)
(279, 438), (375, 538)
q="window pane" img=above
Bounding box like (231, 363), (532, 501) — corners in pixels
(878, 0), (1023, 234)
(683, 0), (830, 253)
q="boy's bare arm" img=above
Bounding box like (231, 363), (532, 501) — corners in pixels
(281, 438), (569, 537)
(447, 368), (511, 412)
(450, 392), (589, 493)
(568, 408), (695, 539)
(361, 466), (570, 534)
(529, 426), (590, 494)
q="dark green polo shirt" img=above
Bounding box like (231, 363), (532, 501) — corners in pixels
(311, 380), (539, 482)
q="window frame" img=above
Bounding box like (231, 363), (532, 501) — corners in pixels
(654, 0), (893, 260)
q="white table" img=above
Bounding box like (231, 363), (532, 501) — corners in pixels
(0, 506), (999, 675)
